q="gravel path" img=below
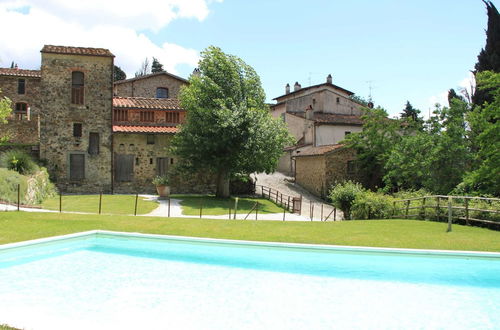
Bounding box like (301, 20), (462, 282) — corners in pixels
(252, 172), (342, 221)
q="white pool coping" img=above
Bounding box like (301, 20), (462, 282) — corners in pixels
(2, 230), (500, 259)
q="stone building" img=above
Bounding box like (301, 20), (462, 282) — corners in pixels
(1, 45), (190, 194)
(0, 68), (41, 145)
(114, 71), (188, 98)
(271, 74), (366, 196)
(39, 45), (115, 193)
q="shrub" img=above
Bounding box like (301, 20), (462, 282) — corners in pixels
(329, 181), (365, 220)
(0, 149), (38, 175)
(26, 167), (57, 204)
(352, 191), (395, 220)
(0, 168), (28, 204)
(152, 175), (170, 186)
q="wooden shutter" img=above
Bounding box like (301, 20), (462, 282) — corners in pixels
(88, 132), (99, 155)
(115, 154), (134, 182)
(156, 157), (168, 176)
(69, 154), (85, 181)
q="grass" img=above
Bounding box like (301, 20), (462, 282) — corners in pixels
(173, 194), (287, 215)
(1, 212), (499, 252)
(42, 194), (158, 215)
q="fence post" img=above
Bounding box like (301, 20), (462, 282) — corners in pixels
(168, 197), (171, 218)
(422, 197), (426, 220)
(310, 203), (314, 221)
(233, 197), (238, 220)
(17, 184), (20, 211)
(261, 186), (264, 198)
(436, 197), (440, 222)
(334, 207), (336, 221)
(229, 207), (232, 220)
(287, 196), (291, 212)
(134, 194), (138, 216)
(199, 201), (203, 219)
(321, 204), (324, 221)
(255, 202), (259, 220)
(59, 192), (62, 213)
(405, 200), (410, 219)
(299, 195), (303, 216)
(392, 201), (396, 217)
(282, 204), (286, 221)
(446, 196), (453, 232)
(465, 199), (469, 226)
(98, 192), (102, 215)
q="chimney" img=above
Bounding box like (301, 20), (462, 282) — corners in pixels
(192, 68), (201, 77)
(14, 63), (18, 70)
(326, 74), (332, 84)
(285, 83), (290, 94)
(294, 81), (301, 91)
(305, 104), (314, 120)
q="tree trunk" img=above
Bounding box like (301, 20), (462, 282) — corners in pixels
(216, 170), (230, 198)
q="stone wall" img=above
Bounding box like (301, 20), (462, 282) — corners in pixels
(39, 53), (114, 193)
(114, 74), (186, 99)
(295, 155), (325, 196)
(0, 75), (41, 117)
(0, 116), (39, 144)
(295, 148), (358, 198)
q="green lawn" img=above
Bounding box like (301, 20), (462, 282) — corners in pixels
(42, 194), (158, 215)
(1, 212), (499, 252)
(173, 195), (287, 216)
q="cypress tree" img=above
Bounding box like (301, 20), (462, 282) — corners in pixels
(473, 1), (500, 106)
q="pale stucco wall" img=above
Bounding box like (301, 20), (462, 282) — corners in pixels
(315, 124), (363, 146)
(285, 113), (313, 144)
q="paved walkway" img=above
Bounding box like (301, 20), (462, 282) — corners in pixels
(252, 172), (342, 221)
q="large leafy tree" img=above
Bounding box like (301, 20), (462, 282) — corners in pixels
(344, 107), (401, 190)
(463, 71), (500, 196)
(473, 1), (500, 106)
(171, 46), (293, 197)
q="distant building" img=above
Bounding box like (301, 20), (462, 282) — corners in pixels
(271, 74), (366, 197)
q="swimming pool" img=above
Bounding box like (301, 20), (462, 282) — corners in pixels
(1, 231), (499, 329)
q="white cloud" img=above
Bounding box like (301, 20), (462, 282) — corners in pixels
(0, 0), (221, 76)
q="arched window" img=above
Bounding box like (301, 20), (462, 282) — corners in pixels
(156, 87), (168, 98)
(71, 71), (84, 104)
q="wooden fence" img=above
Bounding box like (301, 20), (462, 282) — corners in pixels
(393, 195), (500, 229)
(256, 185), (302, 214)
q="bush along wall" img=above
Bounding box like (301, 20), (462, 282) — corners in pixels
(0, 167), (56, 205)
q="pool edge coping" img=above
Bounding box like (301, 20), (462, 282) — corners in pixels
(2, 230), (500, 258)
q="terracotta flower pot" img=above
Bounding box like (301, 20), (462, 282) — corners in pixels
(156, 185), (170, 198)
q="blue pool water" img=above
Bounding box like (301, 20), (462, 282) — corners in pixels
(1, 231), (499, 329)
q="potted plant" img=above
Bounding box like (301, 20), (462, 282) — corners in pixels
(152, 175), (170, 198)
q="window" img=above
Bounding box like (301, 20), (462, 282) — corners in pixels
(73, 123), (82, 137)
(170, 158), (174, 165)
(336, 97), (340, 104)
(347, 160), (356, 175)
(88, 132), (99, 155)
(146, 134), (155, 145)
(344, 131), (351, 137)
(156, 87), (169, 98)
(71, 71), (84, 104)
(18, 79), (25, 94)
(69, 154), (85, 181)
(114, 109), (128, 121)
(156, 157), (168, 176)
(165, 111), (180, 123)
(14, 102), (27, 120)
(140, 111), (155, 122)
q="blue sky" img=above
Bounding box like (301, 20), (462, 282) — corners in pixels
(1, 0), (496, 117)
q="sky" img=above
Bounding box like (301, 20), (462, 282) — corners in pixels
(0, 0), (496, 118)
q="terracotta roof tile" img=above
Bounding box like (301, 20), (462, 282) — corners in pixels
(293, 144), (345, 157)
(113, 125), (178, 134)
(288, 112), (363, 125)
(113, 97), (183, 110)
(313, 113), (363, 125)
(0, 68), (41, 78)
(41, 45), (114, 57)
